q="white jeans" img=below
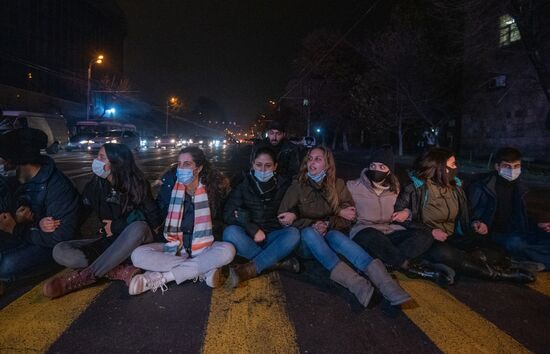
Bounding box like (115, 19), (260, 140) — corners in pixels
(131, 241), (235, 284)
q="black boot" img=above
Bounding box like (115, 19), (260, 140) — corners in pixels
(403, 261), (455, 286)
(269, 257), (300, 274)
(460, 258), (535, 283)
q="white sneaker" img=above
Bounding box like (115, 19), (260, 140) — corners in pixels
(201, 268), (226, 288)
(128, 271), (168, 295)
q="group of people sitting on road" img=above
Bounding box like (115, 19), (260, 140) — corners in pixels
(1, 121), (549, 309)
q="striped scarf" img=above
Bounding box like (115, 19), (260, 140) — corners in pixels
(164, 181), (214, 256)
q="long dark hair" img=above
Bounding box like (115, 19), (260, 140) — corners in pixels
(179, 146), (230, 217)
(414, 147), (456, 188)
(103, 143), (151, 213)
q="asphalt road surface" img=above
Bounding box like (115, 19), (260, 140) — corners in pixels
(1, 144), (549, 354)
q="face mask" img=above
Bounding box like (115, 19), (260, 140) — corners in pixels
(0, 164), (5, 177)
(176, 168), (195, 185)
(499, 167), (521, 182)
(366, 170), (389, 183)
(253, 169), (274, 182)
(92, 159), (111, 179)
(307, 170), (326, 183)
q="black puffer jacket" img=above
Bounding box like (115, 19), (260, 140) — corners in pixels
(81, 175), (163, 238)
(223, 172), (291, 237)
(12, 156), (80, 247)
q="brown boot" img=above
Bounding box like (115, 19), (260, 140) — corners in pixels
(105, 264), (142, 286)
(269, 257), (300, 274)
(43, 268), (96, 298)
(228, 262), (257, 288)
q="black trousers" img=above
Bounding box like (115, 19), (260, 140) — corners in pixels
(353, 227), (434, 268)
(426, 234), (509, 270)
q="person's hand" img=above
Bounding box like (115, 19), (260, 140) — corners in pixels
(312, 221), (328, 236)
(102, 219), (113, 237)
(472, 221), (489, 235)
(432, 229), (449, 242)
(339, 206), (357, 221)
(391, 209), (410, 223)
(39, 217), (61, 233)
(278, 212), (297, 227)
(0, 213), (16, 234)
(254, 229), (266, 243)
(538, 222), (550, 233)
(15, 206), (34, 224)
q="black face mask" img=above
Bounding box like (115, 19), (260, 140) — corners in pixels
(446, 167), (458, 181)
(366, 170), (389, 183)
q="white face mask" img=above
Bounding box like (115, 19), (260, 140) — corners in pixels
(92, 159), (111, 179)
(499, 167), (521, 181)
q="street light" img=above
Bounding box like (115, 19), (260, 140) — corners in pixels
(166, 96), (178, 135)
(87, 54), (104, 120)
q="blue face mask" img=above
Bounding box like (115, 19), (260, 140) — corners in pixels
(92, 159), (111, 179)
(253, 169), (274, 182)
(176, 168), (195, 185)
(307, 170), (326, 183)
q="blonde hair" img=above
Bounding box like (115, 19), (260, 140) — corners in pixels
(298, 145), (339, 212)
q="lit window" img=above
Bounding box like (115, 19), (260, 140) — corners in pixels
(499, 14), (521, 47)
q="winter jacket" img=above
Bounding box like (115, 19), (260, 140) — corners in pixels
(468, 172), (529, 233)
(347, 169), (405, 238)
(223, 172), (291, 237)
(81, 175), (163, 238)
(394, 172), (470, 236)
(251, 138), (303, 180)
(12, 156), (80, 248)
(278, 177), (354, 231)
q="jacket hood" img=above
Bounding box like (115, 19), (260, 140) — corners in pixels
(408, 170), (462, 188)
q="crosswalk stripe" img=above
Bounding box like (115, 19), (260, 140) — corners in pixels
(0, 274), (108, 353)
(201, 272), (299, 354)
(397, 275), (531, 354)
(528, 272), (550, 297)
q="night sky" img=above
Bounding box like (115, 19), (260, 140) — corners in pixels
(118, 0), (375, 124)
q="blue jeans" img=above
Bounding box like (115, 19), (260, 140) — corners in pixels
(223, 225), (300, 273)
(492, 230), (550, 269)
(0, 234), (53, 281)
(300, 227), (373, 272)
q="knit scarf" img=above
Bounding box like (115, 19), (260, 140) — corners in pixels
(164, 181), (213, 256)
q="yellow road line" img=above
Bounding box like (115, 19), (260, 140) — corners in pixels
(0, 275), (108, 354)
(528, 272), (550, 297)
(202, 272), (299, 354)
(397, 275), (531, 354)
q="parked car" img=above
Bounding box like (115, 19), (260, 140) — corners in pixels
(140, 136), (160, 149)
(1, 111), (69, 154)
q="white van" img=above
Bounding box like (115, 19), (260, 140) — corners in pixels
(1, 111), (70, 154)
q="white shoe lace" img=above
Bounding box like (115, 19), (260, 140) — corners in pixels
(149, 276), (168, 294)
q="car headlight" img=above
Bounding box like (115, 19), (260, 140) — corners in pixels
(110, 139), (118, 144)
(181, 140), (187, 144)
(199, 140), (203, 144)
(188, 139), (193, 144)
(170, 139), (176, 143)
(156, 139), (161, 144)
(223, 139), (227, 143)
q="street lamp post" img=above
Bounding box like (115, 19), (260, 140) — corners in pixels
(166, 96), (178, 135)
(86, 55), (104, 120)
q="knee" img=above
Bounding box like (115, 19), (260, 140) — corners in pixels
(285, 227), (301, 246)
(130, 244), (149, 266)
(124, 221), (151, 240)
(355, 228), (384, 243)
(301, 227), (321, 244)
(222, 225), (245, 243)
(0, 257), (18, 279)
(218, 242), (236, 263)
(52, 242), (86, 269)
(506, 236), (525, 251)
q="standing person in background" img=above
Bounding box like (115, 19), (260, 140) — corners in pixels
(278, 146), (410, 307)
(251, 119), (302, 180)
(130, 147), (235, 295)
(347, 147), (448, 284)
(469, 147), (549, 271)
(223, 147), (300, 287)
(43, 143), (163, 298)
